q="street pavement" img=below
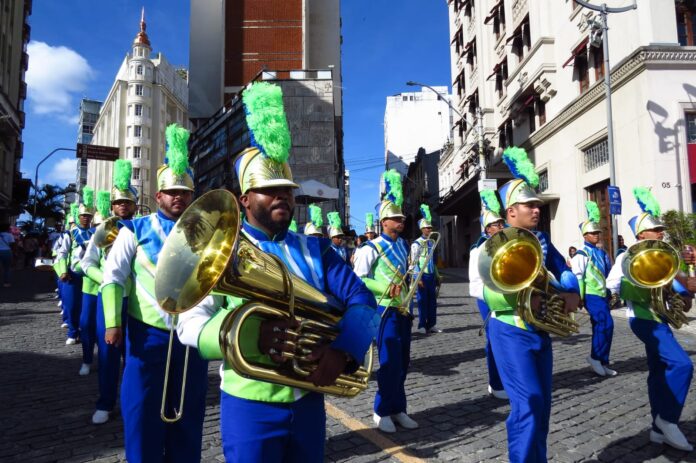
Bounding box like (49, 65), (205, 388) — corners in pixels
(3, 267), (696, 462)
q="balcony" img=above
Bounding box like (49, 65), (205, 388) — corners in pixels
(504, 37), (556, 110)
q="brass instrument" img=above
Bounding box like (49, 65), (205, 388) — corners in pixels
(93, 216), (121, 250)
(622, 239), (686, 329)
(478, 227), (579, 336)
(155, 189), (373, 399)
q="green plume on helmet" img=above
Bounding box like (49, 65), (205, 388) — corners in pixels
(97, 190), (111, 218)
(165, 124), (191, 177)
(502, 146), (539, 188)
(419, 204), (432, 222)
(289, 219), (298, 232)
(82, 186), (94, 207)
(113, 159), (132, 191)
(365, 212), (374, 229)
(70, 203), (79, 224)
(480, 189), (501, 215)
(327, 211), (342, 229)
(309, 204), (323, 227)
(382, 169), (403, 207)
(633, 187), (661, 217)
(242, 82), (291, 164)
(585, 200), (600, 223)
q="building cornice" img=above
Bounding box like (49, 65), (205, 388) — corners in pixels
(527, 46), (696, 148)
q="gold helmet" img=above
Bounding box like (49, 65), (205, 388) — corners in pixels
(479, 189), (504, 229)
(579, 201), (602, 235)
(157, 124), (194, 192)
(304, 203), (324, 236)
(418, 204), (433, 229)
(379, 169), (405, 221)
(111, 159), (138, 202)
(499, 147), (542, 210)
(78, 187), (95, 216)
(327, 211), (344, 238)
(629, 187), (665, 236)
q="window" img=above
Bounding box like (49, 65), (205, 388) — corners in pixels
(537, 97), (546, 126)
(134, 126), (142, 137)
(592, 46), (605, 81)
(583, 138), (609, 172)
(135, 84), (143, 96)
(536, 170), (548, 193)
(677, 2), (696, 46)
(499, 119), (514, 148)
(485, 1), (506, 40)
(687, 113), (696, 143)
(527, 104), (536, 133)
(402, 96), (408, 101)
(511, 15), (531, 61)
(575, 48), (590, 93)
(466, 38), (477, 71)
(136, 64), (143, 75)
(133, 146), (141, 159)
(494, 58), (509, 99)
(133, 168), (140, 180)
(134, 104), (142, 116)
(82, 125), (92, 134)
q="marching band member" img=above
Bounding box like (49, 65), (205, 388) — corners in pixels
(606, 187), (694, 452)
(468, 190), (507, 400)
(571, 201), (616, 377)
(176, 82), (379, 462)
(471, 147), (580, 462)
(81, 160), (138, 424)
(354, 169), (419, 434)
(54, 215), (72, 329)
(327, 211), (347, 261)
(304, 203), (324, 237)
(77, 189), (110, 376)
(101, 125), (209, 463)
(410, 204), (441, 334)
(55, 192), (94, 345)
(365, 212), (377, 241)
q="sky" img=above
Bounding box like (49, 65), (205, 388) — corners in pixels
(21, 0), (451, 228)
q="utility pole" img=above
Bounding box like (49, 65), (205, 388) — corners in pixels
(575, 0), (636, 258)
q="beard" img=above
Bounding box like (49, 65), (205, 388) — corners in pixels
(251, 202), (294, 236)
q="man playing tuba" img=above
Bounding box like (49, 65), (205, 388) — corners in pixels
(606, 187), (695, 452)
(470, 147), (580, 462)
(175, 82), (379, 462)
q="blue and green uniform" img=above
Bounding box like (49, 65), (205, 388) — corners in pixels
(176, 220), (378, 462)
(607, 252), (693, 430)
(571, 241), (614, 365)
(55, 226), (92, 340)
(354, 232), (412, 418)
(78, 227), (98, 366)
(411, 235), (439, 330)
(478, 231), (579, 463)
(101, 211), (208, 463)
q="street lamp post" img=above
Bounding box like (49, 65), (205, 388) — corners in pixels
(575, 0), (636, 258)
(406, 81), (487, 180)
(33, 148), (77, 229)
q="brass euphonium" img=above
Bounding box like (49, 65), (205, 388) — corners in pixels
(622, 239), (687, 329)
(93, 216), (122, 250)
(155, 189), (373, 398)
(478, 227), (579, 336)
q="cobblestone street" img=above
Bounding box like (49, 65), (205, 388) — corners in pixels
(3, 267), (696, 462)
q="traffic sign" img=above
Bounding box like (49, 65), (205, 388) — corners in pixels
(478, 179), (497, 192)
(76, 143), (119, 161)
(608, 185), (621, 215)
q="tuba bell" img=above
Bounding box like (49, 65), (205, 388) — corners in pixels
(477, 227), (579, 336)
(93, 216), (122, 250)
(155, 189), (373, 398)
(622, 239), (687, 329)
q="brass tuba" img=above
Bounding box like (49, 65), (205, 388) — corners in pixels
(622, 239), (687, 329)
(477, 227), (579, 336)
(155, 189), (373, 398)
(93, 216), (122, 250)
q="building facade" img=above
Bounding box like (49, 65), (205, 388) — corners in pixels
(441, 0), (696, 268)
(86, 11), (188, 213)
(0, 0), (31, 220)
(76, 99), (102, 190)
(402, 147), (442, 242)
(384, 86), (454, 175)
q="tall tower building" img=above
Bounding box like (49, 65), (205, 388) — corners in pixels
(87, 9), (188, 212)
(76, 98), (102, 189)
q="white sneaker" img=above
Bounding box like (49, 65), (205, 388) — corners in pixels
(78, 363), (91, 376)
(418, 327), (428, 334)
(57, 301), (62, 307)
(92, 409), (110, 425)
(655, 415), (693, 451)
(428, 327), (443, 333)
(603, 365), (618, 377)
(373, 413), (396, 433)
(392, 412), (419, 429)
(587, 356), (606, 377)
(61, 322), (68, 328)
(65, 337), (77, 345)
(488, 384), (509, 400)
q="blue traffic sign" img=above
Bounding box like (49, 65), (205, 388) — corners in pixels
(608, 186), (621, 215)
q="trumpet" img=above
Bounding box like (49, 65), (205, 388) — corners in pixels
(622, 239), (687, 329)
(478, 227), (579, 337)
(155, 189), (373, 400)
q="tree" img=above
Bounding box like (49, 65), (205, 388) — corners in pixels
(22, 184), (75, 231)
(662, 209), (696, 251)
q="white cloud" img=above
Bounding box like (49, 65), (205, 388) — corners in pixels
(41, 157), (78, 186)
(25, 41), (95, 121)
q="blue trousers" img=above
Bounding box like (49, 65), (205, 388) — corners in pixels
(374, 306), (412, 417)
(121, 316), (208, 463)
(0, 249), (11, 285)
(489, 319), (552, 463)
(629, 317), (693, 426)
(220, 391), (325, 462)
(585, 294), (614, 365)
(477, 300), (503, 391)
(95, 293), (127, 411)
(62, 272), (83, 339)
(80, 293), (98, 364)
(416, 273), (438, 329)
(57, 279), (68, 324)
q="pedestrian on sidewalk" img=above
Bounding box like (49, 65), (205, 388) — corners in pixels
(0, 223), (15, 287)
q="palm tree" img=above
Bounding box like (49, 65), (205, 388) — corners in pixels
(23, 184), (75, 231)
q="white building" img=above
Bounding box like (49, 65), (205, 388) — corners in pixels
(384, 87), (454, 175)
(440, 0), (696, 267)
(86, 10), (188, 213)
